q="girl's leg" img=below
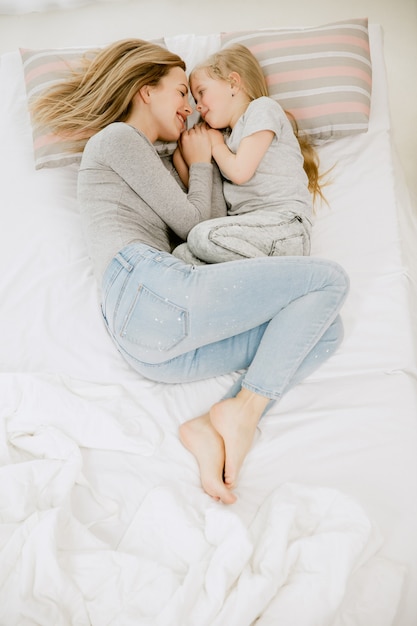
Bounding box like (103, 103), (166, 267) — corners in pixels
(185, 210), (311, 262)
(171, 242), (207, 265)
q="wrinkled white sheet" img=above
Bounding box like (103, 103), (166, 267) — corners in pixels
(0, 374), (405, 626)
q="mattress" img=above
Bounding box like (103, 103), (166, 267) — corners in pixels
(0, 23), (416, 626)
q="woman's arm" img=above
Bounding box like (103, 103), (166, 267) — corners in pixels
(209, 128), (274, 185)
(103, 124), (217, 240)
(210, 161), (228, 218)
(173, 146), (189, 188)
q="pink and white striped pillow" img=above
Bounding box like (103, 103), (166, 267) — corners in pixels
(20, 41), (170, 170)
(220, 18), (372, 141)
(21, 46), (98, 169)
(21, 20), (371, 169)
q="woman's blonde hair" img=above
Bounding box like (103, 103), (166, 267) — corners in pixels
(192, 44), (325, 203)
(30, 38), (186, 152)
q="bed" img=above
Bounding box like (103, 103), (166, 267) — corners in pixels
(0, 16), (417, 626)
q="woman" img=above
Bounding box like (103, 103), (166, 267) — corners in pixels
(32, 39), (349, 504)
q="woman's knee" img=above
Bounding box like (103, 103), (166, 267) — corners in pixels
(313, 258), (350, 294)
(331, 261), (350, 296)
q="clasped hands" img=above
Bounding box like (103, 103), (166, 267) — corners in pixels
(172, 122), (225, 187)
(178, 122), (224, 166)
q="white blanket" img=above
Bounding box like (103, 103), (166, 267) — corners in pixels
(0, 374), (405, 626)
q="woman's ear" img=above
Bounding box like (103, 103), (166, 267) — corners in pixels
(139, 84), (152, 103)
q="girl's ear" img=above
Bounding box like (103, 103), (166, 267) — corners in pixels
(228, 71), (242, 93)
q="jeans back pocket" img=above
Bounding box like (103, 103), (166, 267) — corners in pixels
(118, 284), (189, 353)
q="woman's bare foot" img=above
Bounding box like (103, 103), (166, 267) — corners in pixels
(210, 388), (270, 488)
(179, 414), (237, 504)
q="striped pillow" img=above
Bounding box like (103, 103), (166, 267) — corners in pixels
(20, 41), (171, 170)
(21, 47), (98, 169)
(220, 18), (372, 141)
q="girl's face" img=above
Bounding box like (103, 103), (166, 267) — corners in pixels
(190, 69), (235, 129)
(148, 66), (192, 141)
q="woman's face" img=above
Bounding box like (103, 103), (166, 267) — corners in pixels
(149, 66), (193, 141)
(190, 69), (233, 129)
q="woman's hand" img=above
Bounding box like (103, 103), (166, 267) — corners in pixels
(178, 124), (212, 166)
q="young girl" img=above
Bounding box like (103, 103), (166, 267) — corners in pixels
(31, 39), (349, 504)
(173, 44), (322, 264)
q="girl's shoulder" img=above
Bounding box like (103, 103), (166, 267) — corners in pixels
(246, 96), (285, 120)
(254, 96), (285, 113)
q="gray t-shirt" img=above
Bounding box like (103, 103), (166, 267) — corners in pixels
(223, 97), (312, 217)
(77, 122), (226, 282)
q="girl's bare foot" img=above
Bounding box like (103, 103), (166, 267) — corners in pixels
(210, 389), (269, 488)
(179, 414), (237, 504)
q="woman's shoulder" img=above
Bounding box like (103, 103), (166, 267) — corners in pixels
(97, 122), (142, 140)
(82, 122), (154, 166)
(85, 122), (132, 146)
(88, 122), (153, 154)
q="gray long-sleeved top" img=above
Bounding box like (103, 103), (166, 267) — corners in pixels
(77, 122), (226, 283)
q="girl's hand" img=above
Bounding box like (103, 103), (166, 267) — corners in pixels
(207, 128), (225, 149)
(179, 124), (212, 166)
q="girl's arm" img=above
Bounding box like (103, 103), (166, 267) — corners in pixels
(209, 128), (274, 185)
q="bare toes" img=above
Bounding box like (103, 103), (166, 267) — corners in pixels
(179, 417), (237, 504)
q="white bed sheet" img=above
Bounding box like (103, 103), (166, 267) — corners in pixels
(0, 24), (417, 626)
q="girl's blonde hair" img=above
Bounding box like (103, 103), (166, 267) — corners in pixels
(192, 44), (325, 203)
(31, 38), (186, 152)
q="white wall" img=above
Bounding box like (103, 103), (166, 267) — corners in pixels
(0, 0), (416, 200)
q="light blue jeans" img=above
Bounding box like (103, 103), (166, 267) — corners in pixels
(101, 243), (349, 401)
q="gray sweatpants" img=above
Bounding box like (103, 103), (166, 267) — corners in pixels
(173, 209), (312, 264)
